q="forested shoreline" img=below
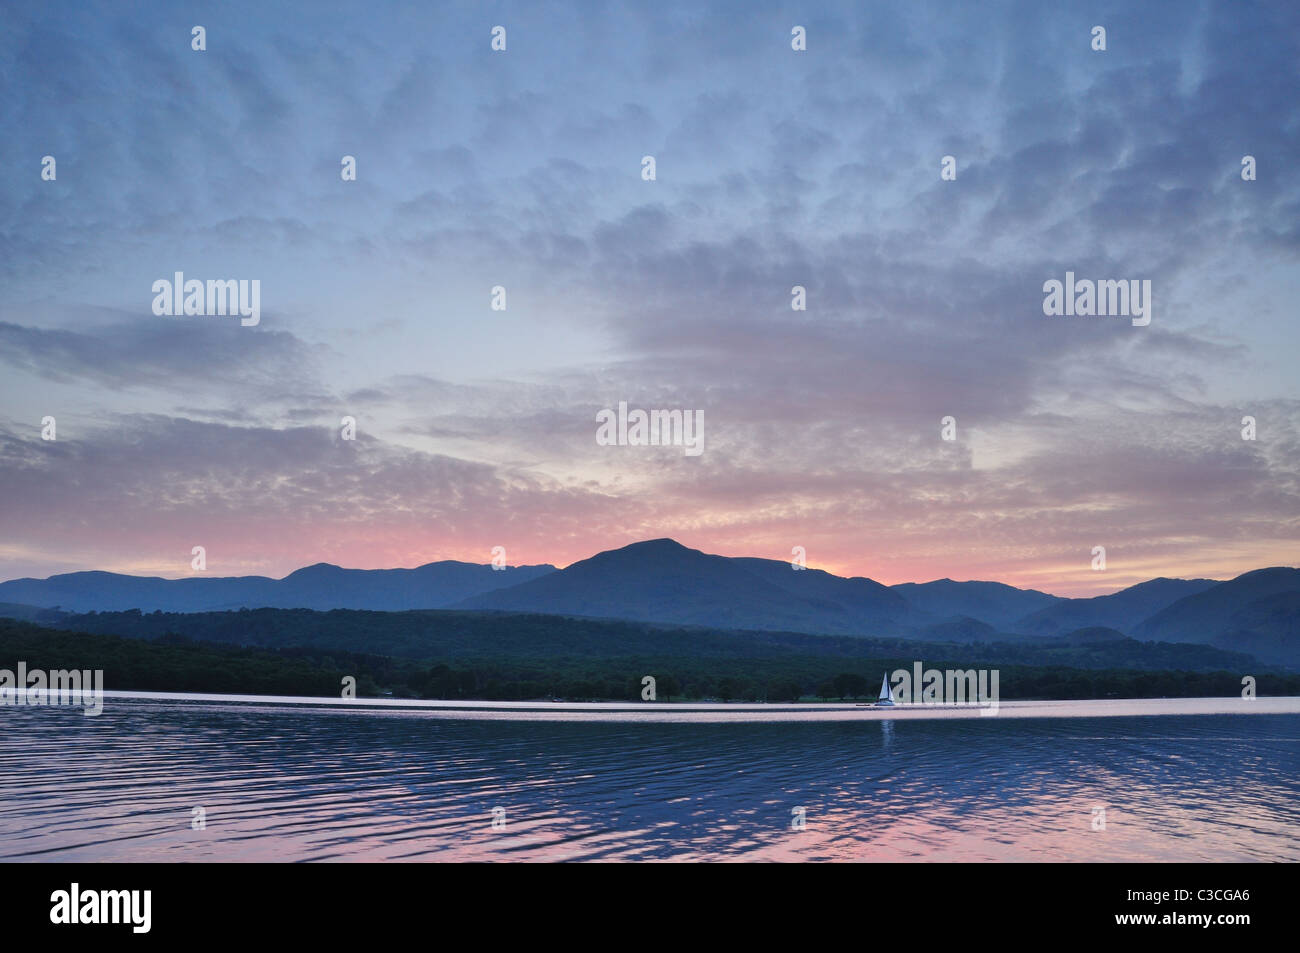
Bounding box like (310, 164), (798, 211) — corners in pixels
(3, 617), (1296, 703)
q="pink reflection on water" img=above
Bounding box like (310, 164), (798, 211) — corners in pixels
(1, 696), (1297, 862)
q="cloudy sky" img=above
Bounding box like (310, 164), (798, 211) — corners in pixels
(2, 0), (1297, 595)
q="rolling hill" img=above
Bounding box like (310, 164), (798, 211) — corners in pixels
(889, 578), (1061, 629)
(453, 539), (916, 635)
(1, 540), (1294, 665)
(1014, 577), (1219, 636)
(0, 561), (556, 613)
(1136, 568), (1300, 643)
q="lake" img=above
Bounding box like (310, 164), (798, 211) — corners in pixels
(1, 695), (1297, 861)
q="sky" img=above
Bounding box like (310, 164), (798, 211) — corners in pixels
(1, 0), (1297, 596)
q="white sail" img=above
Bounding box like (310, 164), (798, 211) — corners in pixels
(878, 674), (892, 702)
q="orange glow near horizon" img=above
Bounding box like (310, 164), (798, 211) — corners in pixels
(21, 529), (1292, 600)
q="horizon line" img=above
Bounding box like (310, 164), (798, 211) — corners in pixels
(2, 536), (1290, 599)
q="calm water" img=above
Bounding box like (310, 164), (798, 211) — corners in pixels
(1, 697), (1298, 861)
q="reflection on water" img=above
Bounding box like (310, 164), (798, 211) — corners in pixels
(0, 698), (1297, 861)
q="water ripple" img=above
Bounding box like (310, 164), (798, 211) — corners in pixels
(0, 700), (1297, 861)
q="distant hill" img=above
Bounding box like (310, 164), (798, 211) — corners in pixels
(728, 556), (913, 624)
(1051, 626), (1132, 646)
(1014, 577), (1219, 636)
(19, 606), (1269, 675)
(0, 602), (67, 623)
(912, 615), (1004, 644)
(1136, 568), (1300, 643)
(1, 540), (1295, 665)
(1210, 590), (1300, 667)
(453, 539), (915, 635)
(889, 579), (1062, 629)
(0, 561), (556, 613)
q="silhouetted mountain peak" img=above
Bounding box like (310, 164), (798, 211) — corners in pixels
(455, 539), (913, 635)
(2, 544), (1296, 665)
(1234, 567), (1299, 582)
(626, 538), (690, 551)
(285, 562), (344, 577)
(588, 538), (696, 561)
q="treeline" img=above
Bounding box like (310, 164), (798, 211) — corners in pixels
(3, 619), (1297, 702)
(28, 606), (1269, 673)
(0, 620), (381, 696)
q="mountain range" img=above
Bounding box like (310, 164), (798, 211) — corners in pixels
(0, 561), (555, 613)
(1, 539), (1296, 665)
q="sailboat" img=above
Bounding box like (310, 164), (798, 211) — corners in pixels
(875, 673), (896, 707)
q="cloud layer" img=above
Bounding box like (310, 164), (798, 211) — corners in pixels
(1, 0), (1297, 594)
